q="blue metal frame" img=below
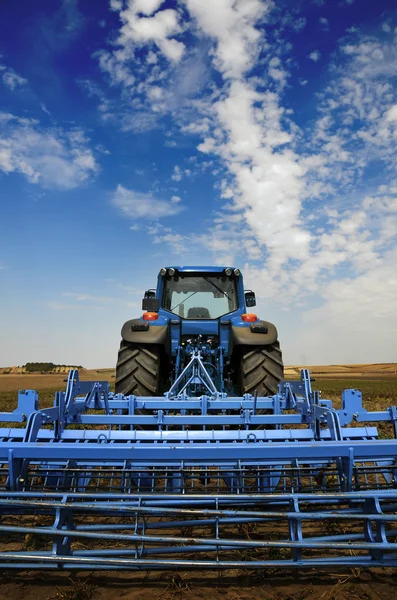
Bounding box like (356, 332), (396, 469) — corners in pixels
(0, 367), (396, 570)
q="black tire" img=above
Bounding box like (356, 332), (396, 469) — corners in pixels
(115, 341), (160, 396)
(240, 342), (284, 396)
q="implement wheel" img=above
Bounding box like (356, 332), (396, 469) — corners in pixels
(240, 342), (284, 396)
(115, 341), (160, 396)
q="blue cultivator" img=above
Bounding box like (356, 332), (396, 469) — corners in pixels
(0, 367), (397, 570)
(1, 266), (396, 570)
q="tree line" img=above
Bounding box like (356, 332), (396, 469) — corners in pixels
(24, 362), (83, 372)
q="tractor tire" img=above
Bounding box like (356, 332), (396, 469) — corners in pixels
(115, 341), (160, 396)
(240, 342), (284, 396)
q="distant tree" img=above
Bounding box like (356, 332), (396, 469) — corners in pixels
(24, 362), (84, 373)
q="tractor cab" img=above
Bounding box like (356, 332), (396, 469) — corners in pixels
(162, 269), (238, 320)
(143, 266), (256, 320)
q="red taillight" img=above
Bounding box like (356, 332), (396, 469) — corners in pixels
(142, 312), (158, 321)
(242, 313), (258, 322)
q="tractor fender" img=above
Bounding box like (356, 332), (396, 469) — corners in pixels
(231, 320), (278, 347)
(121, 319), (168, 345)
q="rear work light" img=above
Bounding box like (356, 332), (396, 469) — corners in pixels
(142, 312), (158, 321)
(241, 313), (258, 322)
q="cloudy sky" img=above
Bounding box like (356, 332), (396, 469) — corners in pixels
(0, 0), (396, 368)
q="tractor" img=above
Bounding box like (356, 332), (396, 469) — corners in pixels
(115, 266), (283, 398)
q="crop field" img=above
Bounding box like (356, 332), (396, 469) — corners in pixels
(0, 368), (396, 600)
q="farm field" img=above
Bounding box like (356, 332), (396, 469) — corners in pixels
(1, 364), (396, 412)
(284, 362), (397, 379)
(1, 363), (396, 391)
(0, 367), (396, 599)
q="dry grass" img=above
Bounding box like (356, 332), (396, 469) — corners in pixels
(48, 579), (96, 600)
(0, 369), (115, 393)
(285, 363), (397, 380)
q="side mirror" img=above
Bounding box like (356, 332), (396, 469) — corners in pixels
(245, 290), (256, 308)
(142, 293), (159, 311)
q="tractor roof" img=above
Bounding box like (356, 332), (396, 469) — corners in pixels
(164, 266), (236, 273)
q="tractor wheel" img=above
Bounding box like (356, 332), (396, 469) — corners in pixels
(240, 342), (284, 396)
(115, 341), (160, 396)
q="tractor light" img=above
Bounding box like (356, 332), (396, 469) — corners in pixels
(234, 268), (240, 276)
(224, 268), (233, 276)
(160, 267), (167, 276)
(142, 312), (159, 321)
(168, 268), (176, 276)
(241, 313), (258, 322)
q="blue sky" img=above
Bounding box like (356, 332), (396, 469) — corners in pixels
(0, 0), (396, 368)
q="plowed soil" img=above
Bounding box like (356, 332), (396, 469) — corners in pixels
(0, 567), (397, 600)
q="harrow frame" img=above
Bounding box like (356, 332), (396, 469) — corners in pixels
(0, 367), (396, 570)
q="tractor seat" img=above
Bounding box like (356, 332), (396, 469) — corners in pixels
(187, 307), (211, 319)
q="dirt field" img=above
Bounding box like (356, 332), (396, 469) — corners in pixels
(0, 369), (115, 393)
(0, 367), (396, 599)
(1, 363), (395, 394)
(284, 363), (397, 379)
(1, 567), (397, 600)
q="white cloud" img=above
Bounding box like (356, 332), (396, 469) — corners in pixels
(309, 50), (321, 62)
(384, 104), (397, 122)
(112, 184), (184, 219)
(62, 292), (127, 304)
(185, 0), (271, 79)
(196, 76), (308, 270)
(110, 0), (123, 10)
(40, 103), (51, 116)
(147, 85), (164, 100)
(131, 0), (164, 17)
(306, 31), (397, 198)
(2, 69), (28, 90)
(171, 165), (182, 181)
(319, 17), (329, 30)
(298, 247), (397, 363)
(92, 4), (212, 133)
(96, 50), (135, 87)
(268, 56), (287, 87)
(113, 2), (185, 62)
(48, 289), (142, 312)
(151, 226), (187, 254)
(146, 50), (158, 64)
(48, 302), (104, 311)
(0, 113), (98, 188)
(292, 17), (306, 32)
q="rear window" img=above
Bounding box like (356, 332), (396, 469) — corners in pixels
(162, 274), (238, 319)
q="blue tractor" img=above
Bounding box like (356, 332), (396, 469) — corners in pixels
(116, 266), (283, 397)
